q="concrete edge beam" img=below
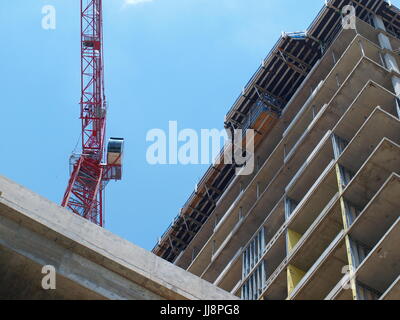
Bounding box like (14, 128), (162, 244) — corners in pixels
(0, 176), (238, 301)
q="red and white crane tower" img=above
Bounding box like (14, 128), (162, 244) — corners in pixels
(62, 0), (124, 227)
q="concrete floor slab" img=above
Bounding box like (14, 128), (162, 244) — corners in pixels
(0, 176), (238, 300)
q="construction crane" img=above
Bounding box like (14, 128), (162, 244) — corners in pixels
(61, 0), (124, 227)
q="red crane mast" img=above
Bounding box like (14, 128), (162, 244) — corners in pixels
(62, 0), (123, 227)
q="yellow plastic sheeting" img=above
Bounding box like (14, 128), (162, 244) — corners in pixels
(287, 264), (306, 296)
(287, 229), (303, 252)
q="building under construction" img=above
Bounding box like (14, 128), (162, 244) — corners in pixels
(1, 0), (400, 301)
(154, 0), (400, 300)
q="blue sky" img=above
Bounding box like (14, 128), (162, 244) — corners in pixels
(2, 0), (399, 250)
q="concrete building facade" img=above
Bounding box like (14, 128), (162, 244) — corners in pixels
(154, 0), (400, 300)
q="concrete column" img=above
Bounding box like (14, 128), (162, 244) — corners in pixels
(396, 96), (400, 119)
(336, 74), (341, 88)
(391, 76), (400, 96)
(373, 14), (386, 31)
(378, 33), (392, 50)
(380, 53), (386, 67)
(332, 51), (337, 64)
(391, 76), (400, 119)
(191, 247), (197, 262)
(384, 53), (400, 73)
(358, 40), (365, 56)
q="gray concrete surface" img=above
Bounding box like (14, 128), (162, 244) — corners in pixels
(0, 175), (238, 300)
